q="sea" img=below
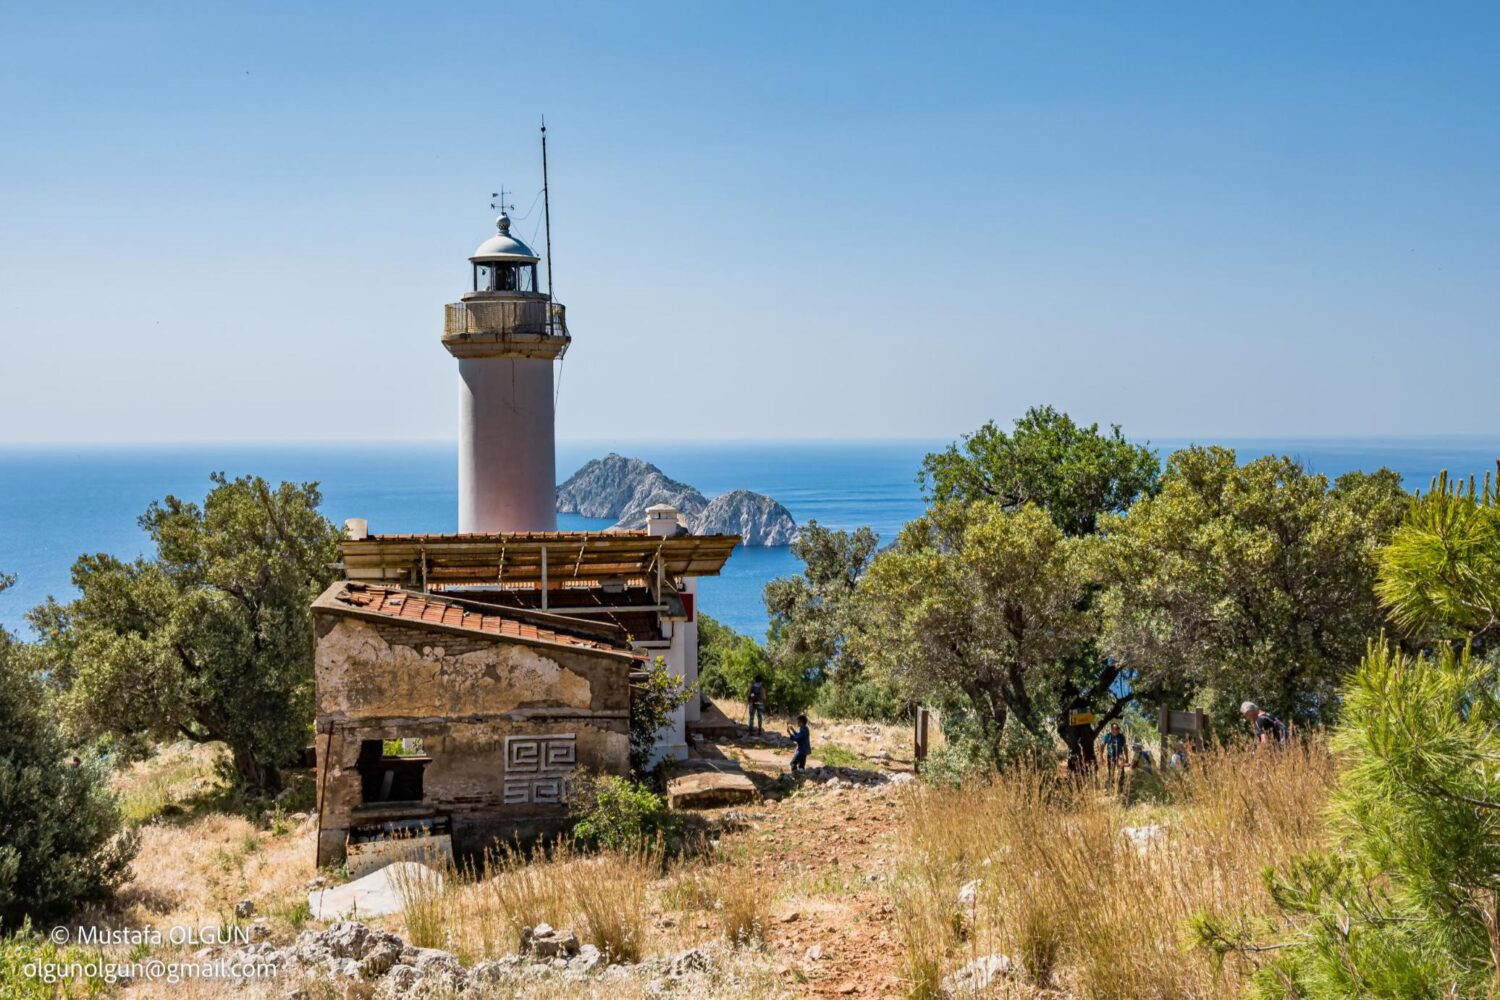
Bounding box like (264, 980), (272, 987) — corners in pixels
(2, 437), (1498, 640)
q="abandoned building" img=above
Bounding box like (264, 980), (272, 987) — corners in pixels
(312, 204), (739, 868)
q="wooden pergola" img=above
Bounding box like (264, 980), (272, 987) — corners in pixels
(338, 531), (740, 607)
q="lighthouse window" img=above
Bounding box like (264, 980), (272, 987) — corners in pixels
(472, 263), (537, 293)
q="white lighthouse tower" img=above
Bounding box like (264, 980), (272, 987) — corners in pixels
(443, 212), (569, 532)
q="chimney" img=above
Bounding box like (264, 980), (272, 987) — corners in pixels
(645, 504), (681, 538)
(344, 518), (369, 541)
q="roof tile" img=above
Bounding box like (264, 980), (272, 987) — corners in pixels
(338, 584), (641, 658)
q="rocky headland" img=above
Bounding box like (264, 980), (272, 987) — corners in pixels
(556, 455), (799, 546)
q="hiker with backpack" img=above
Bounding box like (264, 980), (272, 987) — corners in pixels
(1240, 701), (1287, 748)
(746, 675), (767, 734)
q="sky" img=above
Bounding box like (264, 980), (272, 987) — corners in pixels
(1, 2), (1497, 444)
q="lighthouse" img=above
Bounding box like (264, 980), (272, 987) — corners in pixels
(442, 212), (569, 532)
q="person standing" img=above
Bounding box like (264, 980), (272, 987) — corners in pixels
(1101, 723), (1127, 770)
(747, 676), (767, 734)
(787, 714), (811, 774)
(1168, 741), (1190, 770)
(1240, 701), (1287, 748)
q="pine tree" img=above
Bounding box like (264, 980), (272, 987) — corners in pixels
(1208, 467), (1500, 997)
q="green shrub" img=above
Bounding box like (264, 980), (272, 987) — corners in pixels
(0, 918), (113, 997)
(814, 744), (865, 768)
(629, 657), (693, 775)
(917, 738), (988, 787)
(0, 577), (137, 927)
(570, 775), (677, 852)
(698, 620), (818, 716)
(813, 673), (909, 722)
(915, 699), (1059, 783)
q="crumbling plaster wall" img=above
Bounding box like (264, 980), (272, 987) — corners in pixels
(314, 616), (623, 719)
(313, 613), (631, 864)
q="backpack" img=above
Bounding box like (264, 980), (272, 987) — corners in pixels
(1259, 713), (1288, 743)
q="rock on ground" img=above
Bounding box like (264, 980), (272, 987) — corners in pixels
(1122, 824), (1167, 854)
(205, 920), (738, 998)
(943, 953), (1013, 996)
(521, 923), (581, 958)
(307, 861), (443, 921)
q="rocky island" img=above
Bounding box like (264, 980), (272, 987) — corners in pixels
(556, 455), (800, 546)
(691, 490), (800, 546)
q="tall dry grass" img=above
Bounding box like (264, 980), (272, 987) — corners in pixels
(713, 864), (771, 947)
(390, 841), (660, 964)
(892, 741), (1335, 1000)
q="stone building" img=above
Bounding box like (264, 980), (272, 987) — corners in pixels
(312, 520), (737, 868)
(311, 201), (739, 868)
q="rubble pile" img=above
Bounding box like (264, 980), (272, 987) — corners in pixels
(200, 920), (732, 997)
(797, 766), (915, 791)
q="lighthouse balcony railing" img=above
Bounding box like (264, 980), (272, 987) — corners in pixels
(444, 299), (568, 340)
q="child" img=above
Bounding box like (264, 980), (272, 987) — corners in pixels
(787, 715), (811, 774)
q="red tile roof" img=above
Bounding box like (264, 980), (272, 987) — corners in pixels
(334, 584), (642, 658)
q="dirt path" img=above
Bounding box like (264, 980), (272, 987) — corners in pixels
(711, 736), (911, 999)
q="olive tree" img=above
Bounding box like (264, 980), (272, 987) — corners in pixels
(29, 474), (340, 794)
(853, 502), (1098, 758)
(872, 408), (1162, 762)
(762, 521), (897, 717)
(1098, 447), (1408, 726)
(921, 404), (1161, 536)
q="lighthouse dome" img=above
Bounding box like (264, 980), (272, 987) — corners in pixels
(471, 213), (540, 263)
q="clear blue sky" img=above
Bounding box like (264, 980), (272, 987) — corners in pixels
(3, 2), (1497, 443)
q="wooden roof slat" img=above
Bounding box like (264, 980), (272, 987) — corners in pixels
(339, 530), (740, 586)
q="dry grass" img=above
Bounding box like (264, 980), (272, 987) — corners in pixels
(892, 742), (1335, 1000)
(386, 839), (786, 971)
(389, 841), (662, 964)
(115, 757), (317, 942)
(714, 864), (771, 947)
(388, 853), (450, 949)
(571, 852), (653, 962)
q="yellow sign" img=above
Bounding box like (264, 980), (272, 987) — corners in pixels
(1069, 711), (1096, 726)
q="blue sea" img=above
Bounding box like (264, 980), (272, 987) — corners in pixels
(2, 437), (1498, 639)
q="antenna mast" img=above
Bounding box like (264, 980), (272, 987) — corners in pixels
(540, 117), (555, 336)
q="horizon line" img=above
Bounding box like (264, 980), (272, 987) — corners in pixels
(2, 432), (1500, 450)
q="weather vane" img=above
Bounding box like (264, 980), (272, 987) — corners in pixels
(490, 186), (513, 215)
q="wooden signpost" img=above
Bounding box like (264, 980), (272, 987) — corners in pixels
(1157, 706), (1209, 756)
(914, 706), (931, 765)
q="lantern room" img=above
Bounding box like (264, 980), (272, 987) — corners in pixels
(469, 213), (540, 294)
